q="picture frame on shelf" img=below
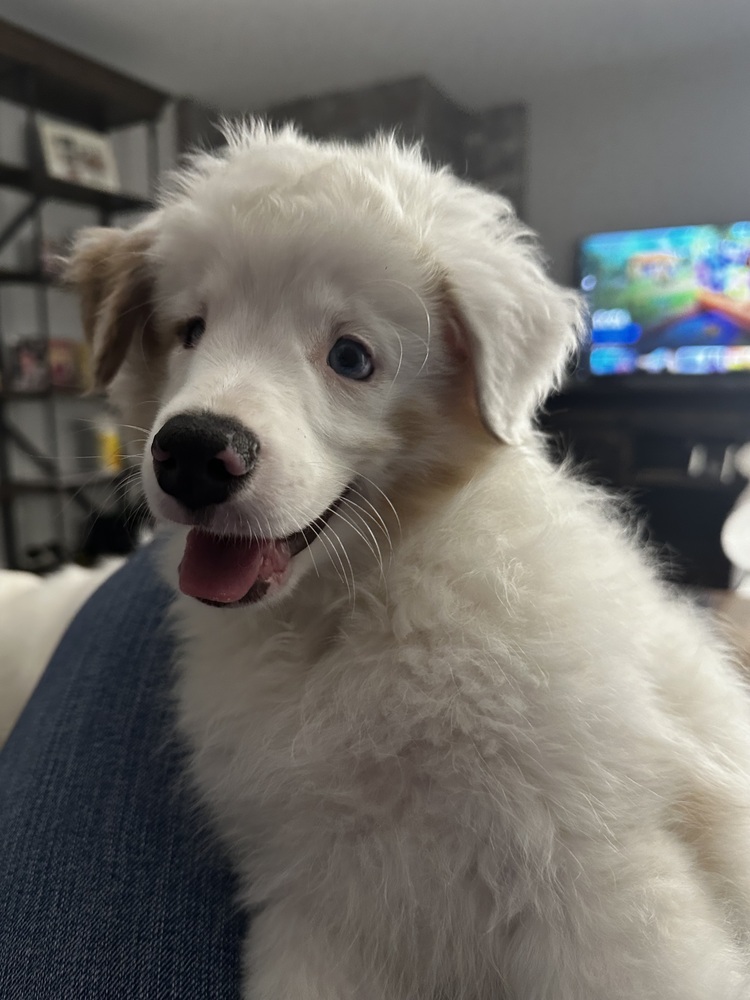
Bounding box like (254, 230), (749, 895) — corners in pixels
(33, 116), (120, 193)
(48, 338), (84, 390)
(5, 335), (50, 392)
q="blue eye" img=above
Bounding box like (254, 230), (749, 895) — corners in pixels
(327, 337), (374, 380)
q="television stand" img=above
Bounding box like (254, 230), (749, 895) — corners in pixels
(541, 383), (750, 588)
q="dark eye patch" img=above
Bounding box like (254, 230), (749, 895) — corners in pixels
(179, 317), (205, 349)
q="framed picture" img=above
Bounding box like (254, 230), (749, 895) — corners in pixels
(5, 336), (50, 393)
(34, 116), (120, 193)
(48, 338), (84, 389)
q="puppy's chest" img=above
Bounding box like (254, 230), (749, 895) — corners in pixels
(173, 602), (463, 818)
(177, 607), (370, 763)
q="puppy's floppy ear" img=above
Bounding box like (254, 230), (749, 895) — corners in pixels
(437, 190), (585, 445)
(64, 221), (158, 390)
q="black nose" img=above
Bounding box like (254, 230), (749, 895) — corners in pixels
(151, 412), (260, 510)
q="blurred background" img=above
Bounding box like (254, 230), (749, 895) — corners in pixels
(0, 0), (749, 590)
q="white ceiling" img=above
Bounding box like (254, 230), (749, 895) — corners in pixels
(3, 0), (749, 112)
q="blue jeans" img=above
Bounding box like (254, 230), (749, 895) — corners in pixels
(0, 547), (245, 998)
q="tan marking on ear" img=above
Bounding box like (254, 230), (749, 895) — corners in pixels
(437, 277), (502, 445)
(66, 226), (158, 390)
(362, 273), (508, 546)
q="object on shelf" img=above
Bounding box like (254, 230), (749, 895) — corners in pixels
(722, 444), (750, 587)
(32, 115), (121, 193)
(23, 541), (66, 574)
(95, 415), (123, 474)
(73, 415), (124, 475)
(48, 338), (84, 389)
(4, 336), (50, 392)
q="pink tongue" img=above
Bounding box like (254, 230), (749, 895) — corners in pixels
(179, 529), (269, 604)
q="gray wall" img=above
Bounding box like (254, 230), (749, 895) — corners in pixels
(525, 44), (750, 285)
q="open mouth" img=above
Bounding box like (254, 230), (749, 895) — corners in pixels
(177, 490), (347, 607)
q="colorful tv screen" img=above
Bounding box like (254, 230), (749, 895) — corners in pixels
(578, 222), (750, 377)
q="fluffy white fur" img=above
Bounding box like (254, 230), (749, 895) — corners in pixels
(68, 123), (750, 999)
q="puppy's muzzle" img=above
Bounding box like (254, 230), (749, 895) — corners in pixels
(151, 411), (259, 510)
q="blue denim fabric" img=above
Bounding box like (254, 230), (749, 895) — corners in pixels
(0, 547), (245, 998)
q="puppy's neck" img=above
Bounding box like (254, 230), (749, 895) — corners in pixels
(382, 383), (501, 540)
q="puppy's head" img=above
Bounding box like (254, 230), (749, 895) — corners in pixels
(66, 122), (583, 608)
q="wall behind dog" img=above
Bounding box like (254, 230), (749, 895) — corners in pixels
(524, 42), (750, 286)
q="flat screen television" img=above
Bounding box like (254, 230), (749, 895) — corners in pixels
(577, 222), (750, 381)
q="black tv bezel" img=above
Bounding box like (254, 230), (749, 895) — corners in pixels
(571, 221), (750, 396)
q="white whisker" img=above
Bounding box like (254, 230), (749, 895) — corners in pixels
(323, 523), (356, 611)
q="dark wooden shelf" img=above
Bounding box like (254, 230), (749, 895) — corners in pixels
(0, 19), (168, 129)
(632, 470), (739, 492)
(0, 470), (118, 499)
(0, 267), (49, 284)
(0, 386), (103, 401)
(0, 160), (35, 190)
(0, 161), (152, 212)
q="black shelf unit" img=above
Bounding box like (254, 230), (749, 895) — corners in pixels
(0, 161), (153, 213)
(0, 17), (168, 570)
(0, 21), (165, 130)
(0, 471), (120, 500)
(542, 383), (750, 589)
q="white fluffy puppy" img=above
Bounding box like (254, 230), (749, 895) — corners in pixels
(67, 123), (750, 1000)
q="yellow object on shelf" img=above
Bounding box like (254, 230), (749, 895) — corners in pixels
(95, 418), (123, 474)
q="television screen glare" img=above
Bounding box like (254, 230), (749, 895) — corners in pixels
(578, 222), (750, 377)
